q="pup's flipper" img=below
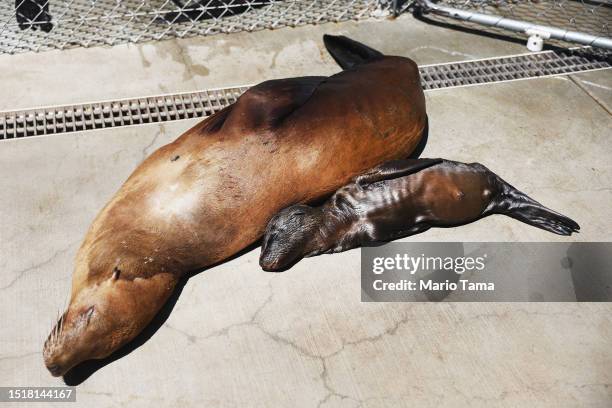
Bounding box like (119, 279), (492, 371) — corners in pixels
(492, 178), (580, 236)
(355, 158), (443, 187)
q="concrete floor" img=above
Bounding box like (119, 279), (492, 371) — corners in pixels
(1, 14), (611, 408)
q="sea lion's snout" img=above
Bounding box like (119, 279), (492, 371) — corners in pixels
(43, 258), (179, 377)
(260, 205), (320, 272)
(43, 301), (107, 377)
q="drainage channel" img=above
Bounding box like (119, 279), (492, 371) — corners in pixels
(1, 48), (609, 140)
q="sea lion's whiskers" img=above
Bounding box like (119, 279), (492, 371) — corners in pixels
(51, 309), (58, 344)
(57, 314), (64, 338)
(46, 306), (64, 350)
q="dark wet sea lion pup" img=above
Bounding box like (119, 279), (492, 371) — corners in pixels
(43, 35), (428, 376)
(260, 159), (580, 271)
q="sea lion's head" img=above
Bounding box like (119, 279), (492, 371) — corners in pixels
(260, 205), (323, 271)
(43, 230), (178, 377)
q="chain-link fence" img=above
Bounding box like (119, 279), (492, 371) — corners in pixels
(1, 0), (393, 54)
(1, 1), (611, 54)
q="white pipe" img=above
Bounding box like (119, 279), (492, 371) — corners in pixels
(419, 0), (612, 50)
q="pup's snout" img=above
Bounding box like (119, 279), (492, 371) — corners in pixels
(260, 257), (280, 272)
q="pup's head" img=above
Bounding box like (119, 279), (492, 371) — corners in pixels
(43, 249), (177, 377)
(259, 205), (323, 271)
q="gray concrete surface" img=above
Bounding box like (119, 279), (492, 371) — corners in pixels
(1, 14), (611, 408)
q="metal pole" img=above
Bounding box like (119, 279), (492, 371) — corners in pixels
(418, 0), (612, 50)
(392, 0), (399, 16)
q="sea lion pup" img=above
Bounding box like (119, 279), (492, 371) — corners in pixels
(43, 35), (428, 376)
(260, 159), (580, 271)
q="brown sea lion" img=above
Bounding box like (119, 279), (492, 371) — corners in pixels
(43, 35), (428, 376)
(259, 159), (580, 271)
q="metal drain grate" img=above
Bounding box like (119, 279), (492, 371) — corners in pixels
(0, 86), (249, 140)
(420, 48), (610, 90)
(1, 48), (609, 139)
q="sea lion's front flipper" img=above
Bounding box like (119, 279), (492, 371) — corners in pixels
(222, 76), (326, 130)
(356, 158), (443, 187)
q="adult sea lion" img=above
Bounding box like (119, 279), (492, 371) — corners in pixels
(43, 35), (428, 376)
(259, 159), (580, 271)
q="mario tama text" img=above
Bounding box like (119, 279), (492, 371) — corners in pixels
(360, 242), (612, 302)
(373, 277), (493, 292)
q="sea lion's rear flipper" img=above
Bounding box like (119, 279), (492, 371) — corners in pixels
(356, 158), (443, 187)
(491, 181), (581, 236)
(323, 35), (384, 70)
(506, 203), (580, 236)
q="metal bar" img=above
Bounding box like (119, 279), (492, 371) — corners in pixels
(418, 0), (612, 50)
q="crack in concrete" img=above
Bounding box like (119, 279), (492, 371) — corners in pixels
(163, 276), (423, 406)
(163, 277), (276, 343)
(159, 279), (610, 406)
(164, 322), (199, 343)
(141, 124), (165, 161)
(568, 75), (612, 116)
(161, 275), (356, 404)
(0, 240), (79, 291)
(250, 321), (359, 407)
(578, 80), (612, 92)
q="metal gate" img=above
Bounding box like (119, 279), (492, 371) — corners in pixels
(410, 1), (612, 50)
